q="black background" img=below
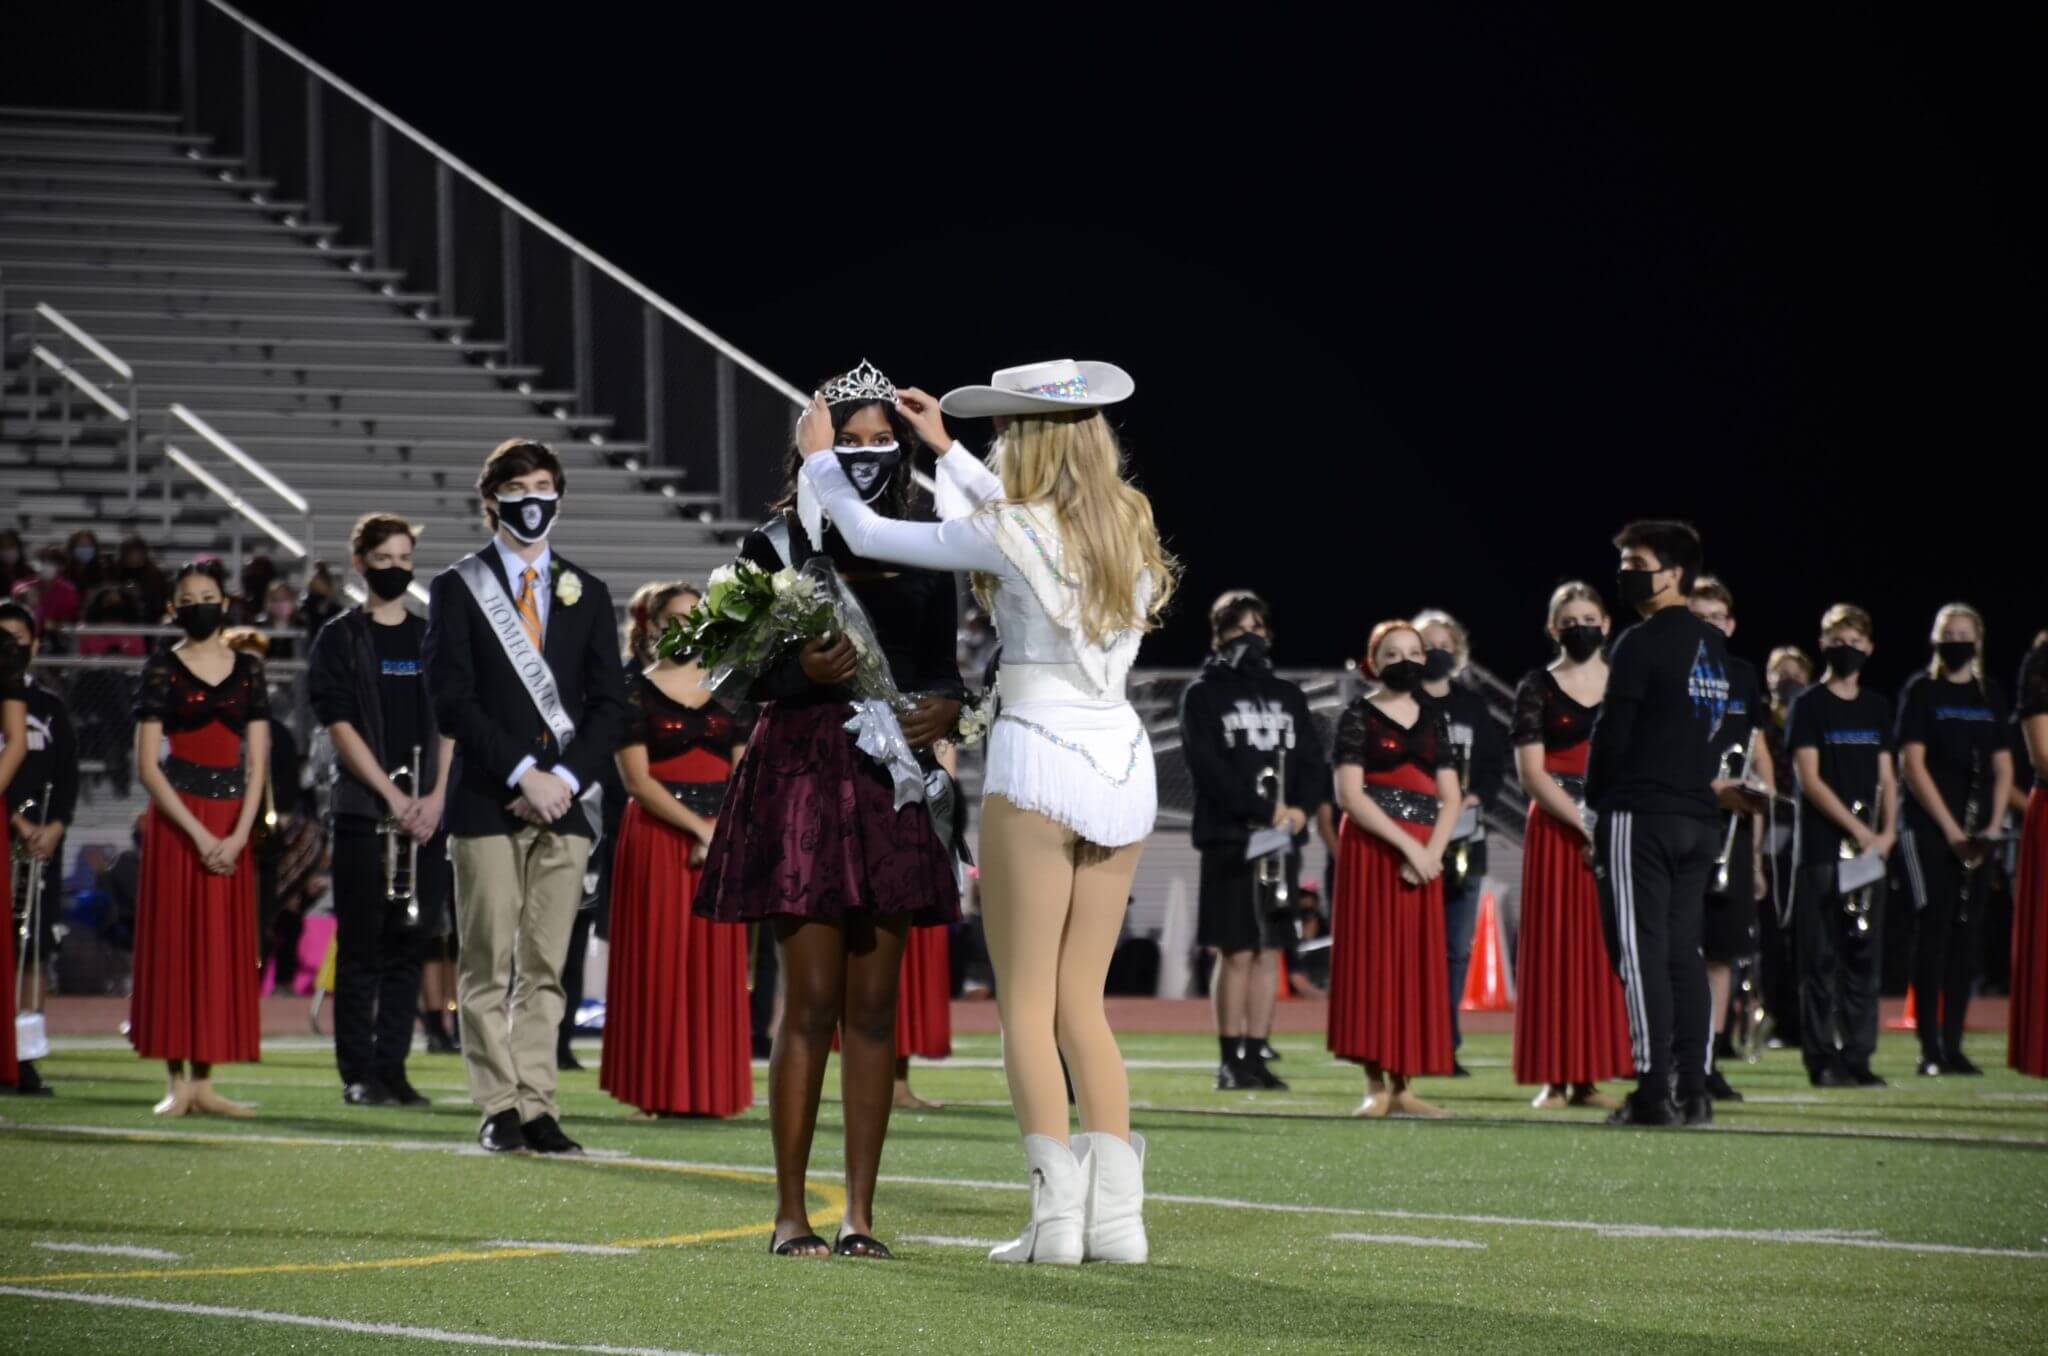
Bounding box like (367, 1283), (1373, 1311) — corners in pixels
(9, 5), (2041, 689)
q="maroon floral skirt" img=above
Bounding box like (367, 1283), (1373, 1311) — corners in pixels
(693, 700), (958, 926)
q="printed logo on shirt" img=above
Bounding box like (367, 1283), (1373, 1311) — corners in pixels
(1448, 720), (1474, 758)
(380, 658), (420, 678)
(1222, 699), (1296, 753)
(1932, 705), (1996, 722)
(1687, 641), (1731, 740)
(1824, 729), (1885, 746)
(0, 713), (51, 752)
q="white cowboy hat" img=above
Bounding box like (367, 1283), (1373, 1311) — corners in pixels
(938, 359), (1135, 417)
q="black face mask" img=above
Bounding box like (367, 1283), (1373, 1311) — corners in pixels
(1823, 644), (1869, 678)
(1377, 659), (1423, 693)
(1558, 624), (1605, 662)
(1771, 679), (1806, 709)
(1220, 633), (1271, 670)
(363, 565), (414, 602)
(1936, 640), (1977, 673)
(495, 492), (559, 543)
(836, 443), (904, 502)
(1616, 568), (1661, 609)
(174, 602), (224, 640)
(1422, 648), (1457, 681)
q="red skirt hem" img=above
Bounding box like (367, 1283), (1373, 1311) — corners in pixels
(128, 794), (261, 1065)
(1326, 819), (1452, 1076)
(1512, 804), (1634, 1085)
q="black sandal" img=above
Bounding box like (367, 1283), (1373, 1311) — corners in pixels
(770, 1231), (830, 1257)
(832, 1231), (893, 1260)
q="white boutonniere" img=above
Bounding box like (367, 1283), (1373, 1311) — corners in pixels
(952, 694), (996, 749)
(555, 570), (583, 607)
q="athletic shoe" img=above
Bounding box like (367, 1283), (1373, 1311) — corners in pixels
(1941, 1054), (1984, 1076)
(1915, 1059), (1943, 1078)
(1248, 1055), (1289, 1092)
(1704, 1069), (1745, 1102)
(1605, 1091), (1681, 1127)
(1258, 1041), (1281, 1063)
(13, 1061), (53, 1096)
(1680, 1093), (1714, 1127)
(1215, 1061), (1258, 1091)
(343, 1080), (399, 1107)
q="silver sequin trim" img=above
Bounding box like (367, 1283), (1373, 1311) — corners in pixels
(1007, 510), (1077, 587)
(997, 713), (1144, 787)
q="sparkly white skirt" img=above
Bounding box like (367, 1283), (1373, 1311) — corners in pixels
(984, 698), (1157, 849)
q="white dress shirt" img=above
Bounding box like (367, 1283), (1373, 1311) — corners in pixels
(492, 535), (579, 795)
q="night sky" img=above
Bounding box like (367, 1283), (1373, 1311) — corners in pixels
(15, 7), (2043, 689)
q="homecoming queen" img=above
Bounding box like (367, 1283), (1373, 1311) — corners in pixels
(796, 358), (1177, 1266)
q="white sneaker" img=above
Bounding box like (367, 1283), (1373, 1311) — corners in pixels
(988, 1134), (1084, 1265)
(1075, 1131), (1148, 1263)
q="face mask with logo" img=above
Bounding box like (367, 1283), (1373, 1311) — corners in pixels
(1558, 624), (1605, 662)
(1936, 640), (1977, 673)
(496, 490), (559, 543)
(1422, 648), (1457, 682)
(1220, 633), (1271, 670)
(1823, 644), (1869, 678)
(835, 442), (903, 502)
(364, 565), (415, 602)
(174, 602), (225, 640)
(1377, 658), (1423, 693)
(1616, 568), (1660, 609)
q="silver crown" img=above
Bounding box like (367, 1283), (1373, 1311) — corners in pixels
(820, 358), (896, 406)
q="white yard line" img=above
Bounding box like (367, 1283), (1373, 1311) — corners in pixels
(480, 1241), (641, 1256)
(0, 1286), (716, 1355)
(5, 1119), (2043, 1262)
(898, 1235), (1003, 1249)
(31, 1242), (182, 1261)
(1331, 1232), (1487, 1250)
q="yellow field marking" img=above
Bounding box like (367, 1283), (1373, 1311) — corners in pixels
(0, 1136), (845, 1286)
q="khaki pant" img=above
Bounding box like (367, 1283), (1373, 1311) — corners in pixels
(451, 828), (590, 1122)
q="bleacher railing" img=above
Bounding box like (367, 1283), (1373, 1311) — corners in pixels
(158, 400), (315, 568)
(175, 0), (807, 520)
(21, 303), (142, 506)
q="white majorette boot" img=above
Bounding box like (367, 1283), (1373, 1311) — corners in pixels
(989, 1134), (1085, 1265)
(1075, 1131), (1149, 1263)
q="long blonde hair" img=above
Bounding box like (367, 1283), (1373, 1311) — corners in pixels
(975, 410), (1178, 643)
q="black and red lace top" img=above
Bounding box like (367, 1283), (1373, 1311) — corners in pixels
(621, 671), (751, 785)
(1512, 668), (1600, 776)
(1334, 695), (1450, 796)
(134, 648), (270, 774)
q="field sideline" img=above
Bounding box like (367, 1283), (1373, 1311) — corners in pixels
(3, 1028), (2045, 1354)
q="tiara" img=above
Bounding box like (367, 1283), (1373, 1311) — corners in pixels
(820, 358), (896, 406)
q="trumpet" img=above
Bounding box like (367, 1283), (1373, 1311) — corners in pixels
(1841, 796), (1880, 934)
(1254, 746), (1291, 912)
(1710, 741), (1747, 895)
(11, 782), (52, 945)
(382, 745), (423, 925)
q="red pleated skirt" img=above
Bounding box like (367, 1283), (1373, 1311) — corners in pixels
(1327, 816), (1452, 1075)
(129, 793), (261, 1064)
(2009, 787), (2048, 1078)
(896, 924), (952, 1059)
(1, 817), (16, 1087)
(601, 798), (754, 1116)
(1513, 803), (1632, 1084)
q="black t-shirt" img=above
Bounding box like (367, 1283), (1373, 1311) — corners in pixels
(1787, 683), (1892, 863)
(1894, 670), (2008, 831)
(1584, 605), (1732, 821)
(1719, 655), (1762, 773)
(371, 614), (426, 774)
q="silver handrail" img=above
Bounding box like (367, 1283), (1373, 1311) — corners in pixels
(21, 303), (143, 507)
(163, 444), (306, 561)
(202, 0), (807, 408)
(161, 402), (315, 567)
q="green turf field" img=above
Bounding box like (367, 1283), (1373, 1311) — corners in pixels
(3, 1028), (2045, 1354)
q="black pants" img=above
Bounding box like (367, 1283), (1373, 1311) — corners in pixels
(557, 908), (594, 1060)
(1597, 810), (1716, 1094)
(331, 823), (426, 1088)
(1794, 863), (1884, 1075)
(1900, 827), (1984, 1062)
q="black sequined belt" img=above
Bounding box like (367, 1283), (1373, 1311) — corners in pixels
(164, 755), (245, 800)
(1552, 773), (1587, 804)
(661, 779), (728, 818)
(1366, 783), (1440, 826)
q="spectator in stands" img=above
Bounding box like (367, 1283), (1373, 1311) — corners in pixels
(261, 581), (301, 660)
(238, 554), (278, 627)
(64, 529), (107, 594)
(14, 546), (82, 631)
(0, 530), (30, 591)
(299, 561), (342, 637)
(110, 536), (168, 622)
(1, 601), (77, 1095)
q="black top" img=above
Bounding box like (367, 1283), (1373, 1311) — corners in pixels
(1894, 670), (2009, 831)
(370, 615), (427, 771)
(738, 512), (966, 706)
(622, 671), (751, 766)
(133, 649), (271, 732)
(3, 676), (78, 825)
(2016, 644), (2048, 721)
(1787, 683), (1893, 863)
(1333, 695), (1450, 777)
(1718, 655), (1763, 772)
(1511, 668), (1600, 751)
(1421, 679), (1510, 798)
(1178, 642), (1331, 850)
(1585, 605), (1732, 821)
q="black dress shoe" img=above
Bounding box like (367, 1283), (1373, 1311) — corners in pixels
(383, 1075), (431, 1107)
(1809, 1067), (1857, 1088)
(556, 1047), (585, 1073)
(13, 1061), (53, 1096)
(1849, 1066), (1889, 1088)
(521, 1114), (583, 1155)
(343, 1080), (400, 1107)
(478, 1110), (528, 1153)
(1606, 1091), (1681, 1127)
(1704, 1069), (1745, 1102)
(1248, 1056), (1289, 1091)
(1451, 1060), (1473, 1079)
(1916, 1059), (1944, 1077)
(1942, 1054), (1984, 1076)
(1680, 1092), (1714, 1126)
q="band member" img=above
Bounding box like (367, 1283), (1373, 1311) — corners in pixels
(309, 515), (451, 1109)
(130, 560), (270, 1117)
(1758, 646), (1814, 1051)
(1588, 521), (1737, 1128)
(423, 439), (627, 1155)
(1330, 621), (1464, 1118)
(1787, 604), (1898, 1089)
(0, 621), (29, 1094)
(2009, 635), (2048, 1077)
(1414, 608), (1508, 1071)
(1687, 577), (1772, 1102)
(1511, 584), (1631, 1108)
(791, 358), (1171, 1265)
(1, 603), (75, 1095)
(604, 581), (753, 1118)
(1896, 603), (2013, 1076)
(697, 360), (966, 1260)
(1180, 590), (1326, 1092)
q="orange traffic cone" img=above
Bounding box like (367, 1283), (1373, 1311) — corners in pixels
(1460, 889), (1514, 1011)
(1275, 949), (1291, 1000)
(1886, 986), (1923, 1032)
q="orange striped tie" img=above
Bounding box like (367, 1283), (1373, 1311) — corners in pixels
(516, 567), (543, 649)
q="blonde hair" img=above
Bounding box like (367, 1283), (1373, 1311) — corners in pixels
(976, 411), (1178, 643)
(1411, 608), (1470, 670)
(1820, 602), (1874, 642)
(1928, 601), (1986, 682)
(1767, 645), (1814, 683)
(1547, 580), (1606, 632)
